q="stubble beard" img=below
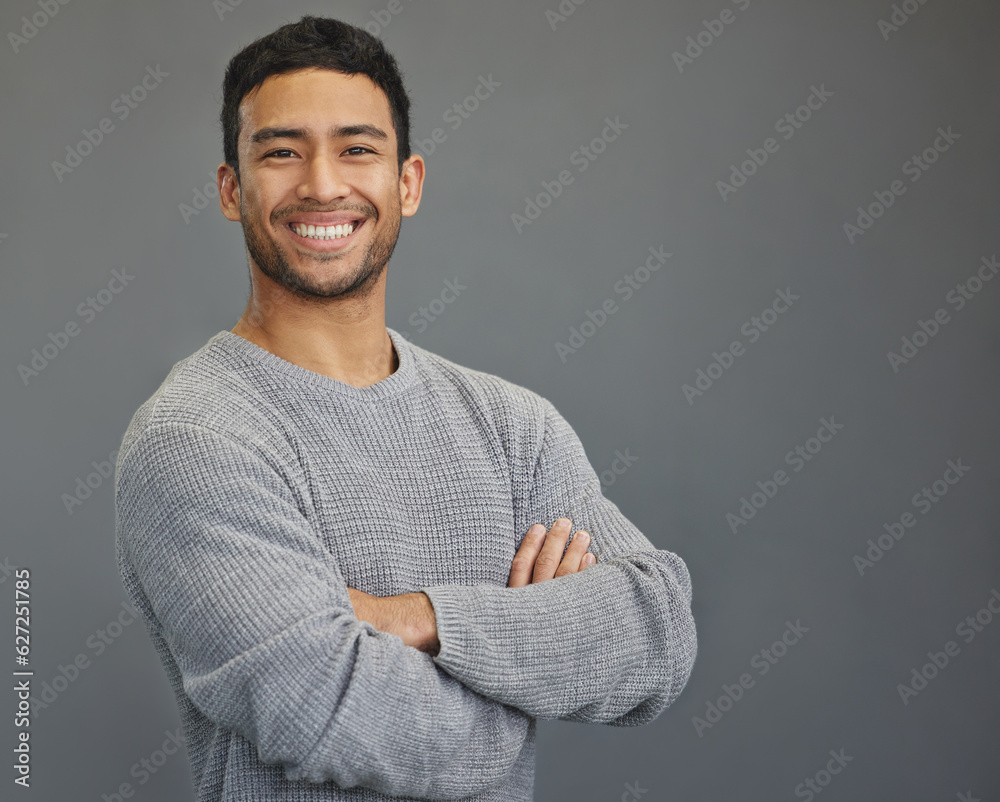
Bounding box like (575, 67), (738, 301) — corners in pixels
(241, 192), (401, 303)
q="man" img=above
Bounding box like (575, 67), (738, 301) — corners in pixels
(114, 15), (696, 802)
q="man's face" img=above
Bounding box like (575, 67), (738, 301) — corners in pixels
(226, 68), (421, 301)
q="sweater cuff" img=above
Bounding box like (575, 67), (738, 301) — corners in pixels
(421, 583), (498, 679)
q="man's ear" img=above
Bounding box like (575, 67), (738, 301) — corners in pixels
(218, 165), (242, 222)
(399, 153), (425, 217)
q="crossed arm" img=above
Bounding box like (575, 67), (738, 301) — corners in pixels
(347, 516), (599, 655)
(117, 401), (696, 797)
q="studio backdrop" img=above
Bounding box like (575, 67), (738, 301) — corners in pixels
(2, 0), (998, 799)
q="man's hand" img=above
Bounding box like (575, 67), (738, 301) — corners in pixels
(507, 517), (596, 588)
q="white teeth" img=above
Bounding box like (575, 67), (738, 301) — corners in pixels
(291, 221), (357, 240)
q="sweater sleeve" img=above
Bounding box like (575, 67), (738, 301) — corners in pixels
(114, 420), (530, 799)
(421, 397), (697, 726)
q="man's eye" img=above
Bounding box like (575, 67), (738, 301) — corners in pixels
(345, 146), (374, 155)
(264, 149), (294, 158)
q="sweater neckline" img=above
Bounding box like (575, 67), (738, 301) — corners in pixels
(210, 326), (417, 401)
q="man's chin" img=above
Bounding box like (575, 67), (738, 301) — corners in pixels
(273, 263), (384, 301)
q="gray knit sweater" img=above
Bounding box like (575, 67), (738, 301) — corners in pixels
(114, 328), (697, 801)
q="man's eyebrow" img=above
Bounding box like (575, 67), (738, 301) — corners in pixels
(249, 124), (389, 146)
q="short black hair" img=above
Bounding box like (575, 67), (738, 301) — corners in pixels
(219, 15), (412, 182)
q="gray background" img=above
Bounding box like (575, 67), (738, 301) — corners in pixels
(2, 0), (998, 799)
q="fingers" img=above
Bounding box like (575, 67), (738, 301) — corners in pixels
(531, 518), (573, 584)
(508, 523), (548, 587)
(507, 518), (598, 588)
(554, 528), (591, 578)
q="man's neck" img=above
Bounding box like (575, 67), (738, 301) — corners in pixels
(230, 309), (399, 389)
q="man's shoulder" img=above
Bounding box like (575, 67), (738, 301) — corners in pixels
(118, 331), (280, 464)
(403, 333), (554, 432)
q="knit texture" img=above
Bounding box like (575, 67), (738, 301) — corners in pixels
(114, 328), (697, 801)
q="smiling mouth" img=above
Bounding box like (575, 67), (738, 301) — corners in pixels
(286, 220), (362, 240)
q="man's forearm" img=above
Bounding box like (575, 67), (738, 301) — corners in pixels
(423, 549), (696, 724)
(348, 587), (440, 656)
(345, 518), (596, 656)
